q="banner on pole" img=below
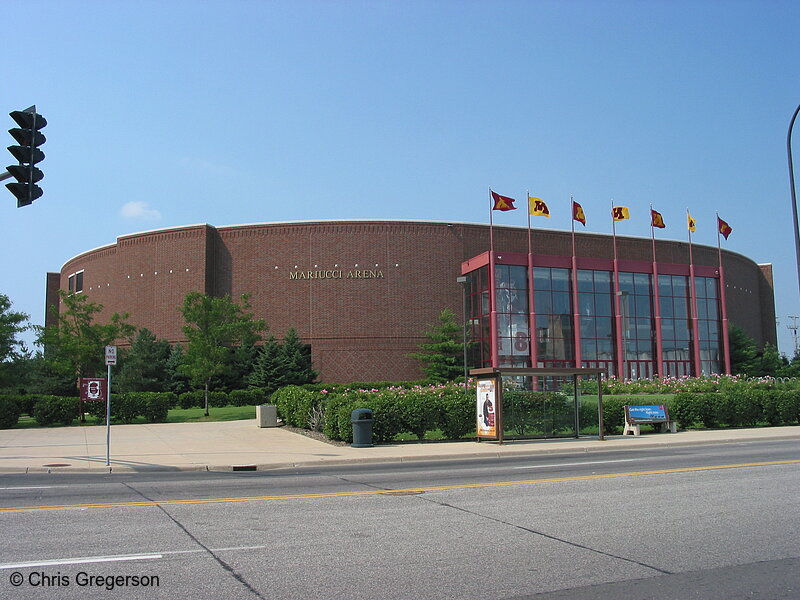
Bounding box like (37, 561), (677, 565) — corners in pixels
(79, 377), (107, 403)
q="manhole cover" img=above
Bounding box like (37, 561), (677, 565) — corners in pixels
(382, 490), (424, 496)
(43, 463), (71, 467)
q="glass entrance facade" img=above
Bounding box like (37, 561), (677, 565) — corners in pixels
(464, 252), (725, 378)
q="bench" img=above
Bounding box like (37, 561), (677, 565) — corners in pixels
(623, 404), (677, 436)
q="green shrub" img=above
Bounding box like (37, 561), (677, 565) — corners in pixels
(208, 391), (229, 408)
(229, 388), (266, 407)
(34, 397), (79, 426)
(273, 385), (320, 427)
(436, 388), (474, 439)
(131, 392), (174, 423)
(178, 390), (204, 409)
(0, 396), (21, 429)
(395, 390), (437, 440)
(670, 393), (699, 429)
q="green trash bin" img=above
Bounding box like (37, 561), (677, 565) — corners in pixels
(351, 408), (374, 448)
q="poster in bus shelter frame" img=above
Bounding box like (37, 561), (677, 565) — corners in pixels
(476, 375), (503, 443)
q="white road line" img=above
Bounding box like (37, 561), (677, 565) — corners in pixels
(0, 487), (54, 490)
(0, 544), (278, 570)
(0, 553), (162, 570)
(513, 458), (645, 469)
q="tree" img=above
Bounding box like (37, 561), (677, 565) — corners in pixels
(38, 290), (134, 384)
(728, 324), (759, 376)
(247, 335), (283, 393)
(756, 343), (787, 377)
(115, 328), (172, 392)
(279, 328), (317, 386)
(165, 345), (191, 395)
(0, 293), (29, 389)
(179, 292), (266, 415)
(409, 308), (469, 382)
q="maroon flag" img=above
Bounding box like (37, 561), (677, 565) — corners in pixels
(651, 209), (666, 229)
(491, 190), (517, 211)
(572, 201), (586, 226)
(718, 217), (733, 240)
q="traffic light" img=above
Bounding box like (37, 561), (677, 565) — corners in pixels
(6, 106), (46, 207)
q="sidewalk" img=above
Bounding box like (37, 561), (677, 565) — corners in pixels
(0, 420), (799, 473)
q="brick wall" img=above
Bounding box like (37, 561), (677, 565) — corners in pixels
(48, 220), (776, 382)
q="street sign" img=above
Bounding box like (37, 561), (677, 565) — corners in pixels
(105, 345), (117, 366)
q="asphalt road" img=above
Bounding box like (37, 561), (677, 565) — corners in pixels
(1, 440), (799, 599)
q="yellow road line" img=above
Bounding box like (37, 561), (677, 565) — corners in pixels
(1, 459), (798, 514)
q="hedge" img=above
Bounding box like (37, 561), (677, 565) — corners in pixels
(0, 396), (21, 429)
(34, 397), (80, 426)
(84, 392), (175, 424)
(669, 389), (800, 429)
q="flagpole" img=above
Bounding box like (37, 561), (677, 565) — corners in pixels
(612, 200), (624, 380)
(489, 187), (495, 253)
(488, 188), (499, 367)
(687, 208), (702, 376)
(650, 205), (664, 378)
(570, 195), (581, 370)
(527, 191), (537, 374)
(717, 212), (732, 374)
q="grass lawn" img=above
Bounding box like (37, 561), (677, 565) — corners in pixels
(15, 405), (258, 428)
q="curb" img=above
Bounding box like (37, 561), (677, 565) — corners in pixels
(4, 430), (798, 474)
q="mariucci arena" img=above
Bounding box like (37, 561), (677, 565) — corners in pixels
(49, 219), (775, 383)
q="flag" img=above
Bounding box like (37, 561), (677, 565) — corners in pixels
(491, 190), (516, 211)
(718, 217), (733, 240)
(572, 201), (586, 226)
(612, 206), (630, 221)
(528, 196), (550, 217)
(687, 212), (696, 232)
(651, 209), (666, 229)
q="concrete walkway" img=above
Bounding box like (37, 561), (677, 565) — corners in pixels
(0, 420), (798, 473)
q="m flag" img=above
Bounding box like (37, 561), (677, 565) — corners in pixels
(572, 201), (586, 226)
(491, 190), (517, 211)
(651, 209), (666, 229)
(528, 197), (550, 217)
(718, 217), (733, 240)
(612, 206), (630, 221)
(687, 212), (697, 232)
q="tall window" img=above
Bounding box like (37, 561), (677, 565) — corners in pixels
(619, 272), (655, 379)
(495, 265), (530, 367)
(466, 266), (491, 368)
(577, 270), (615, 376)
(695, 276), (721, 375)
(533, 267), (574, 367)
(658, 274), (693, 377)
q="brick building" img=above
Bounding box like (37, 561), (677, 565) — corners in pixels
(49, 220), (775, 382)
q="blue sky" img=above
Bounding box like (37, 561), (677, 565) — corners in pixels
(3, 0), (800, 354)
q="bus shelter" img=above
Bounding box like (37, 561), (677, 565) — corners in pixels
(470, 367), (606, 443)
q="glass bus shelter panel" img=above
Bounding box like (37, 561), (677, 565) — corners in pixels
(501, 375), (580, 439)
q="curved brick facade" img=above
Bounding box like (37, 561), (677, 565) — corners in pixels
(49, 220), (775, 383)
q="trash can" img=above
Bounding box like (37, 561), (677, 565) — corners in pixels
(351, 408), (374, 447)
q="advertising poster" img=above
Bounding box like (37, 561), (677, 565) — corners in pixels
(476, 378), (497, 438)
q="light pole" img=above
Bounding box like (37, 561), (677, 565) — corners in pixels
(788, 103), (800, 297)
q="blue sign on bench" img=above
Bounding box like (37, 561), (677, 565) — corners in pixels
(623, 404), (676, 436)
(627, 405), (667, 422)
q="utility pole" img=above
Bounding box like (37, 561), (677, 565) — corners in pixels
(788, 315), (799, 358)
